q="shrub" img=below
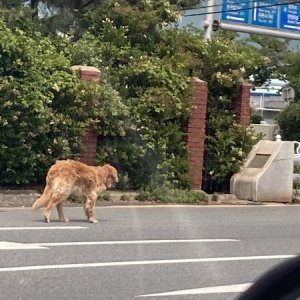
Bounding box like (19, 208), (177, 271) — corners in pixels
(204, 96), (262, 193)
(0, 21), (125, 185)
(96, 56), (192, 190)
(277, 102), (300, 141)
(137, 181), (208, 204)
(250, 114), (264, 124)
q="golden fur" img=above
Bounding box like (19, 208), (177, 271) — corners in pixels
(32, 160), (118, 223)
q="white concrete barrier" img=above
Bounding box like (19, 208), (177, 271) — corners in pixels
(230, 141), (294, 203)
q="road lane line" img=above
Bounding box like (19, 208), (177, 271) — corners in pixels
(34, 239), (239, 247)
(136, 283), (252, 297)
(0, 242), (48, 250)
(0, 255), (295, 272)
(0, 226), (87, 231)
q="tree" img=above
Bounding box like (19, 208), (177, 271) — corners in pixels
(240, 34), (291, 85)
(277, 103), (300, 141)
(0, 0), (25, 9)
(66, 3), (268, 191)
(0, 0), (203, 38)
(0, 19), (125, 184)
(0, 0), (269, 192)
(284, 52), (300, 100)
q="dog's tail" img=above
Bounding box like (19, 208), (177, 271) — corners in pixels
(32, 185), (52, 210)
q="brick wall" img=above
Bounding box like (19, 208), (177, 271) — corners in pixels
(71, 65), (101, 165)
(233, 83), (252, 126)
(186, 78), (208, 189)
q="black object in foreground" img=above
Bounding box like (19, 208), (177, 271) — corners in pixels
(238, 255), (300, 300)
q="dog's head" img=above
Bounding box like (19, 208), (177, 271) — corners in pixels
(102, 164), (119, 189)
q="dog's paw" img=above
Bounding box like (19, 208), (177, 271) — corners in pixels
(44, 217), (50, 223)
(59, 217), (69, 223)
(89, 219), (99, 224)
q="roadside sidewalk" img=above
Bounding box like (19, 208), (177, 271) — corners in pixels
(0, 189), (290, 207)
(0, 189), (139, 208)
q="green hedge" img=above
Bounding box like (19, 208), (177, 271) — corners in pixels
(0, 21), (125, 184)
(277, 103), (300, 141)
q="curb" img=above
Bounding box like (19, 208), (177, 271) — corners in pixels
(0, 190), (292, 207)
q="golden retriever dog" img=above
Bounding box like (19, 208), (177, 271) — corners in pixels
(32, 160), (118, 223)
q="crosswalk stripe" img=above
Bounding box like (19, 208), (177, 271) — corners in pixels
(136, 283), (253, 297)
(0, 255), (295, 272)
(34, 239), (239, 247)
(0, 226), (87, 230)
(0, 242), (48, 250)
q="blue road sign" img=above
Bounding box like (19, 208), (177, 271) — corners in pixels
(221, 0), (300, 33)
(280, 3), (300, 31)
(221, 0), (249, 24)
(251, 0), (278, 28)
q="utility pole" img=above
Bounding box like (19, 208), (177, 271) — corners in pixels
(204, 0), (214, 40)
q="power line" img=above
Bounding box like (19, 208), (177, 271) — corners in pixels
(184, 0), (300, 17)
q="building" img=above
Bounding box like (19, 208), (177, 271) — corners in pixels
(250, 79), (294, 124)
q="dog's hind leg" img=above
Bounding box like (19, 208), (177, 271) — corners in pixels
(57, 202), (69, 223)
(44, 194), (66, 223)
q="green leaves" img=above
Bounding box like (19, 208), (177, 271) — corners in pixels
(0, 1), (270, 193)
(0, 20), (125, 185)
(277, 103), (300, 141)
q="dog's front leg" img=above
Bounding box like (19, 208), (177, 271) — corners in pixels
(85, 193), (98, 223)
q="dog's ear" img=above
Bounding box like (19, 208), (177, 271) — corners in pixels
(102, 164), (119, 184)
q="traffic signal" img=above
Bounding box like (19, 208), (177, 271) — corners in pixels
(212, 20), (220, 31)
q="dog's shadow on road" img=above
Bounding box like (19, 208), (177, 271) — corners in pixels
(32, 218), (111, 224)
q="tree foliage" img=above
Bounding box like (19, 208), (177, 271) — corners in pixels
(277, 103), (300, 141)
(0, 1), (273, 192)
(0, 20), (125, 184)
(285, 52), (300, 100)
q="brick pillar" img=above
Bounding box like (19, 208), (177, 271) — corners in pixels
(71, 65), (101, 83)
(79, 129), (98, 166)
(186, 78), (208, 189)
(71, 65), (101, 165)
(233, 83), (251, 126)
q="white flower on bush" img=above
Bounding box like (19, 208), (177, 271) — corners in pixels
(52, 83), (60, 92)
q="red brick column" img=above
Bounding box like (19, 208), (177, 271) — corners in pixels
(71, 65), (101, 165)
(71, 65), (101, 83)
(187, 78), (208, 189)
(233, 83), (251, 126)
(79, 129), (98, 166)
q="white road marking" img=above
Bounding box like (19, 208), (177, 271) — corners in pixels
(0, 242), (48, 250)
(136, 283), (252, 297)
(34, 239), (239, 247)
(0, 226), (87, 231)
(0, 254), (295, 272)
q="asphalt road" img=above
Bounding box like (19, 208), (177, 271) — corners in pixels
(0, 204), (300, 300)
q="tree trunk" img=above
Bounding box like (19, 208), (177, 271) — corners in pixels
(31, 0), (38, 20)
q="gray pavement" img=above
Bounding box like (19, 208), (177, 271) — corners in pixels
(0, 205), (300, 299)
